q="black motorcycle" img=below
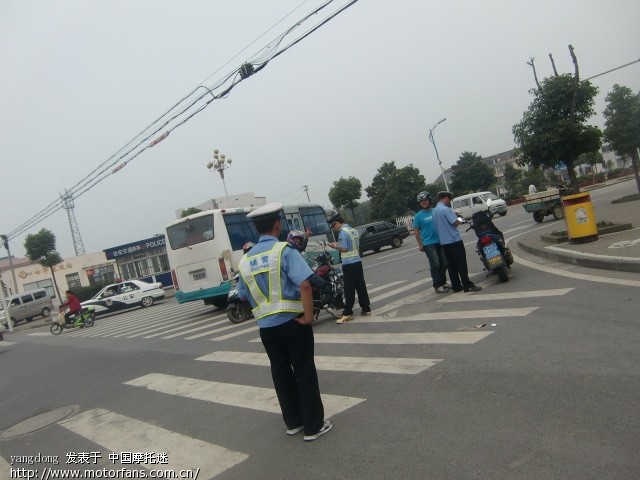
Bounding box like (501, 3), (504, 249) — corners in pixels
(464, 200), (514, 282)
(226, 272), (254, 324)
(309, 248), (345, 321)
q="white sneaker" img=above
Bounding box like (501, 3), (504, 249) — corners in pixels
(303, 420), (332, 441)
(286, 425), (304, 435)
(336, 315), (352, 324)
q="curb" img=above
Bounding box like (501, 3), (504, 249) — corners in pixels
(517, 239), (640, 273)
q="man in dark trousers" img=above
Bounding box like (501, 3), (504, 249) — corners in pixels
(237, 202), (332, 442)
(432, 191), (481, 293)
(327, 213), (371, 324)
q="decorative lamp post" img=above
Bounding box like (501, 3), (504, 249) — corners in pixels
(428, 118), (450, 192)
(206, 149), (233, 198)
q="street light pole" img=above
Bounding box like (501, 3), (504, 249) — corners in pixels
(428, 118), (450, 192)
(206, 149), (233, 200)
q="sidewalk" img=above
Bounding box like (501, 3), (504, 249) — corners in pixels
(514, 178), (640, 273)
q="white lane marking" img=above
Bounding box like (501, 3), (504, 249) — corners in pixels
(196, 351), (441, 374)
(436, 288), (574, 303)
(27, 333), (51, 337)
(369, 279), (428, 303)
(547, 243), (640, 261)
(512, 254), (640, 287)
(365, 251), (421, 269)
(504, 225), (530, 233)
(114, 308), (224, 337)
(0, 339), (18, 344)
(507, 225), (640, 287)
(362, 307), (538, 322)
(125, 373), (364, 418)
(59, 408), (247, 478)
(182, 322), (250, 340)
(211, 325), (257, 341)
(142, 317), (227, 339)
(132, 316), (217, 338)
(367, 280), (406, 293)
(250, 332), (493, 345)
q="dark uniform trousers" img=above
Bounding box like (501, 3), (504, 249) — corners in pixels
(342, 261), (370, 315)
(259, 319), (325, 435)
(441, 240), (473, 290)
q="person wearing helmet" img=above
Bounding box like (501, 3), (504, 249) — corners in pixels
(412, 191), (449, 293)
(242, 242), (255, 254)
(287, 230), (332, 299)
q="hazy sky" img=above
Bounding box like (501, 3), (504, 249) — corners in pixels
(1, 0), (639, 258)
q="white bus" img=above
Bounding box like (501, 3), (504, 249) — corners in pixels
(165, 203), (332, 307)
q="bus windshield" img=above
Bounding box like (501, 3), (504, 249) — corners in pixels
(166, 214), (215, 249)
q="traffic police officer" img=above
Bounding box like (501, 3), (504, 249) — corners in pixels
(237, 202), (332, 442)
(327, 213), (371, 323)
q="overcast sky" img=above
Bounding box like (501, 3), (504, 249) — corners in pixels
(1, 0), (639, 259)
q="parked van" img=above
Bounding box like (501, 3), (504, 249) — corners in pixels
(452, 192), (508, 220)
(0, 289), (54, 328)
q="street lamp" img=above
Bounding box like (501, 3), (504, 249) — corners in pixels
(206, 149), (233, 199)
(428, 118), (450, 192)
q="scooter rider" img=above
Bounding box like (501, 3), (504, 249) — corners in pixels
(60, 290), (82, 326)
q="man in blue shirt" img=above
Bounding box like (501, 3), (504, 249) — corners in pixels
(432, 191), (481, 293)
(237, 202), (332, 442)
(327, 213), (371, 324)
(412, 191), (449, 293)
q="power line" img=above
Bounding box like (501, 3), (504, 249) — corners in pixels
(6, 0), (359, 242)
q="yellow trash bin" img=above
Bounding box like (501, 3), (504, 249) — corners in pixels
(562, 192), (598, 244)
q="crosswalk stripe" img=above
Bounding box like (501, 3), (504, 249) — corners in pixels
(362, 307), (538, 323)
(210, 324), (257, 341)
(367, 280), (406, 293)
(196, 351), (441, 374)
(436, 288), (574, 303)
(140, 316), (226, 339)
(0, 339), (18, 344)
(182, 322), (249, 340)
(276, 332), (494, 344)
(125, 373), (365, 417)
(59, 408), (247, 478)
(369, 279), (428, 304)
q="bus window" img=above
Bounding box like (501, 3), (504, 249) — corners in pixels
(166, 214), (214, 249)
(300, 206), (330, 236)
(223, 213), (259, 251)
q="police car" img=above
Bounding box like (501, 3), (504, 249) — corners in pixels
(82, 279), (166, 314)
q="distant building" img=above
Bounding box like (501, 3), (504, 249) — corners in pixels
(176, 192), (266, 219)
(103, 235), (172, 287)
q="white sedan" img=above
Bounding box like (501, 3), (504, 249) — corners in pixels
(81, 279), (165, 314)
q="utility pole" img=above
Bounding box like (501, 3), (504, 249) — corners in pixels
(1, 234), (18, 295)
(302, 185), (311, 202)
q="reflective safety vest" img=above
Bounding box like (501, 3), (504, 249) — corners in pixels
(340, 225), (360, 260)
(238, 242), (304, 320)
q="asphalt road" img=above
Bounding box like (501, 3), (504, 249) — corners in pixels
(1, 182), (638, 480)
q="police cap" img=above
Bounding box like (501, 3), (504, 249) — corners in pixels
(247, 202), (284, 221)
(327, 213), (344, 226)
(437, 191), (454, 199)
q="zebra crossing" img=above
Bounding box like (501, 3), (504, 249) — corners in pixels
(13, 284), (576, 479)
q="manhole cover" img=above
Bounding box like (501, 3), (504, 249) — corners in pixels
(0, 405), (80, 440)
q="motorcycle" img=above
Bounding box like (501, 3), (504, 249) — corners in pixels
(226, 272), (254, 324)
(464, 199), (514, 283)
(309, 245), (345, 321)
(50, 306), (96, 335)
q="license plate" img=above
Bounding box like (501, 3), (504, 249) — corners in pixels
(482, 243), (500, 259)
(192, 271), (206, 281)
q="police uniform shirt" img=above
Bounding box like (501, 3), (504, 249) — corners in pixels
(433, 202), (462, 245)
(237, 235), (314, 328)
(337, 224), (361, 265)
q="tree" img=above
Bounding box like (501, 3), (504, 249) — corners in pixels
(449, 151), (495, 194)
(24, 228), (64, 301)
(328, 176), (362, 221)
(180, 207), (202, 218)
(603, 84), (640, 193)
(513, 73), (602, 192)
(365, 162), (426, 221)
(504, 163), (523, 195)
(578, 151), (604, 184)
